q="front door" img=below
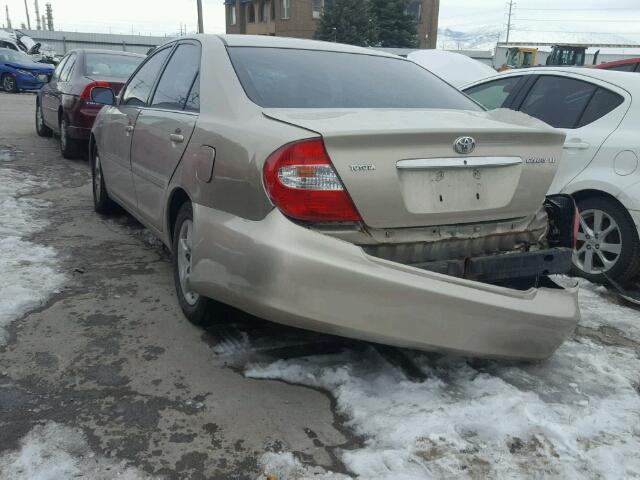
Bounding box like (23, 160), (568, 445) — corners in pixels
(130, 42), (201, 231)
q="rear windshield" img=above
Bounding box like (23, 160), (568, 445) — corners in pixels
(227, 47), (482, 110)
(84, 53), (143, 78)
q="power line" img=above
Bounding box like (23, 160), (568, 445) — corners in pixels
(516, 18), (640, 23)
(517, 7), (640, 11)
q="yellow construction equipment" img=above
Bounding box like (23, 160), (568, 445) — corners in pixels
(499, 47), (538, 71)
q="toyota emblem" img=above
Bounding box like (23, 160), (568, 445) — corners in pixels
(454, 136), (476, 155)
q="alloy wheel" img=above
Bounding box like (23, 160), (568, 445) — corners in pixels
(3, 75), (15, 91)
(573, 208), (622, 275)
(177, 219), (199, 306)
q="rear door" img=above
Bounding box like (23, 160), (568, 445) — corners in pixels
(512, 74), (629, 192)
(99, 45), (173, 209)
(129, 41), (201, 231)
(41, 53), (72, 128)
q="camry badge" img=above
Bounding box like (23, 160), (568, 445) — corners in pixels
(349, 164), (376, 172)
(454, 136), (476, 155)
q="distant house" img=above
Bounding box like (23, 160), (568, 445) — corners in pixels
(224, 0), (440, 49)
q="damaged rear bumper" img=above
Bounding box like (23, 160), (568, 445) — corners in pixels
(190, 206), (580, 361)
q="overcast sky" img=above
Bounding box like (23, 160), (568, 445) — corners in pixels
(2, 0), (640, 40)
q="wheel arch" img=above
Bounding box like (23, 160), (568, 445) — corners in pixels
(167, 187), (192, 246)
(570, 189), (636, 224)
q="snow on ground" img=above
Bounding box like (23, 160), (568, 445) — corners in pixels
(0, 422), (154, 479)
(0, 149), (65, 345)
(249, 285), (640, 479)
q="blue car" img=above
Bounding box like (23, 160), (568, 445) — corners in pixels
(0, 47), (54, 93)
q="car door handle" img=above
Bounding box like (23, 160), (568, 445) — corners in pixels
(125, 125), (134, 134)
(563, 140), (590, 150)
(170, 133), (184, 143)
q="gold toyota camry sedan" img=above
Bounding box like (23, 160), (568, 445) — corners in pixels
(89, 34), (581, 360)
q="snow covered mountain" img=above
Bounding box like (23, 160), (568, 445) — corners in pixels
(437, 25), (640, 52)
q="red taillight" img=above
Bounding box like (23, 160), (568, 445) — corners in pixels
(80, 81), (112, 101)
(572, 206), (580, 249)
(263, 138), (362, 222)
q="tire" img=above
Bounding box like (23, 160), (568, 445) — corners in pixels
(35, 101), (52, 137)
(172, 202), (214, 325)
(91, 145), (116, 214)
(59, 117), (80, 159)
(571, 196), (640, 285)
(2, 73), (17, 93)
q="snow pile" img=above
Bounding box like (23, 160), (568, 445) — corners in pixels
(408, 50), (497, 87)
(247, 293), (640, 479)
(0, 422), (154, 479)
(258, 452), (350, 480)
(0, 156), (64, 345)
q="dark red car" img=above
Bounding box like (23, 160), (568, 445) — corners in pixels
(35, 49), (145, 158)
(595, 57), (640, 73)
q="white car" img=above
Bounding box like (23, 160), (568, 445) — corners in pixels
(463, 68), (640, 285)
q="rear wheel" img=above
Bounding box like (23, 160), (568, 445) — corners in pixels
(59, 117), (81, 159)
(2, 73), (17, 93)
(571, 196), (640, 285)
(172, 202), (214, 325)
(35, 101), (52, 137)
(91, 146), (116, 214)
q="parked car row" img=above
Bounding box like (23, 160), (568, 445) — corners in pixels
(26, 36), (640, 360)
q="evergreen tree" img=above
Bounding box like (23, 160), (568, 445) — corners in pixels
(370, 0), (418, 48)
(315, 0), (373, 47)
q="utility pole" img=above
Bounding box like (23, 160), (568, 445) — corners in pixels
(505, 0), (515, 44)
(34, 0), (41, 29)
(45, 2), (53, 31)
(197, 0), (204, 33)
(41, 14), (46, 30)
(5, 5), (12, 29)
(24, 0), (31, 29)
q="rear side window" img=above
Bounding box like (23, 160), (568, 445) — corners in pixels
(59, 53), (76, 82)
(606, 63), (636, 72)
(464, 77), (522, 110)
(519, 76), (596, 129)
(84, 53), (143, 79)
(185, 73), (200, 112)
(577, 88), (624, 127)
(150, 43), (200, 111)
(227, 47), (482, 110)
(52, 55), (69, 81)
(122, 46), (172, 107)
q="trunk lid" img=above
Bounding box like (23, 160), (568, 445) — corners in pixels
(264, 108), (565, 228)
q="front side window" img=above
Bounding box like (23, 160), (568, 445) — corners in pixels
(150, 43), (200, 111)
(121, 46), (172, 107)
(519, 76), (596, 129)
(464, 76), (522, 110)
(228, 47), (482, 110)
(281, 0), (290, 19)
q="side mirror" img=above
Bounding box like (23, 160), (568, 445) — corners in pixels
(90, 86), (115, 106)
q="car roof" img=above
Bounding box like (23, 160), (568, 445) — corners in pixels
(65, 48), (146, 57)
(468, 67), (640, 95)
(176, 34), (400, 59)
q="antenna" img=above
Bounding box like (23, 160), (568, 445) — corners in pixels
(24, 0), (31, 29)
(35, 0), (41, 30)
(505, 0), (515, 44)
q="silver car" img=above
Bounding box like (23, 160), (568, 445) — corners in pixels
(89, 35), (580, 360)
